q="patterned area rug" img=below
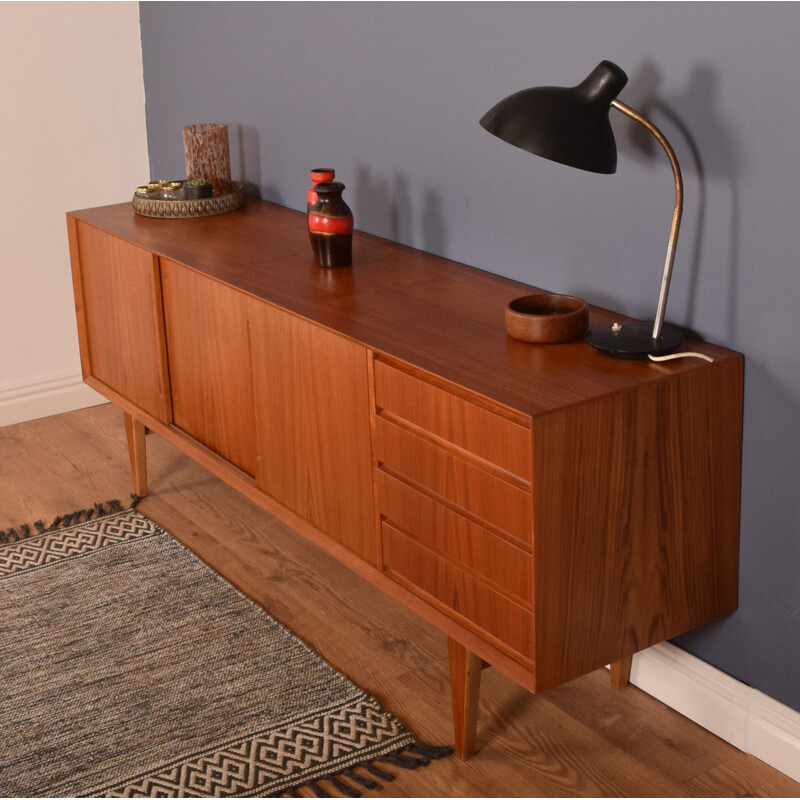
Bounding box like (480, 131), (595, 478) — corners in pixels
(0, 505), (449, 797)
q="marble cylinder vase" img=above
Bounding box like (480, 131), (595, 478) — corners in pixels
(183, 123), (232, 194)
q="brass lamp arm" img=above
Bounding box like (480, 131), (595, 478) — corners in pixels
(611, 99), (683, 341)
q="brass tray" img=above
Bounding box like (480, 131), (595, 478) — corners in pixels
(132, 182), (246, 218)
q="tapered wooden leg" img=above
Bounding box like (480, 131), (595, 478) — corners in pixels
(447, 637), (482, 759)
(610, 654), (633, 688)
(124, 412), (148, 497)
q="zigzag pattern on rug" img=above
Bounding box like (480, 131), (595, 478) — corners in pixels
(101, 729), (451, 799)
(0, 504), (159, 577)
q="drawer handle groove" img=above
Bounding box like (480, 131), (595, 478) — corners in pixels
(383, 567), (534, 666)
(381, 514), (533, 610)
(377, 463), (533, 553)
(376, 408), (532, 491)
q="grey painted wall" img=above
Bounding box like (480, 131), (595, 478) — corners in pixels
(140, 2), (800, 712)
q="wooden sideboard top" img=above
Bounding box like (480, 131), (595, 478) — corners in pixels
(69, 199), (739, 419)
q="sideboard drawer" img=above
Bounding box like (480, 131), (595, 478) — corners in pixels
(373, 358), (531, 483)
(382, 522), (534, 662)
(374, 416), (532, 544)
(377, 471), (532, 605)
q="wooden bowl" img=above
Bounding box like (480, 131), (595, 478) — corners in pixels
(505, 293), (589, 343)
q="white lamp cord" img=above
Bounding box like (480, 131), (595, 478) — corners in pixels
(648, 352), (714, 363)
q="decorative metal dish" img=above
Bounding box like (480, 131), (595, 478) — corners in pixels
(132, 181), (246, 218)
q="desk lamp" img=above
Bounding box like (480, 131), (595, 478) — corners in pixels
(480, 61), (685, 359)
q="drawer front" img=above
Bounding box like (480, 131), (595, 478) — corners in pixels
(374, 359), (531, 483)
(374, 416), (532, 544)
(382, 522), (534, 661)
(378, 472), (532, 604)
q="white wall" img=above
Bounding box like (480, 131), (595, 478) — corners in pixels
(0, 2), (149, 426)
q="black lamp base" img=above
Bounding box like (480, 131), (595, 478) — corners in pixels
(585, 321), (684, 359)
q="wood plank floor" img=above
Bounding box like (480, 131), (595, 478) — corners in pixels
(2, 403), (799, 798)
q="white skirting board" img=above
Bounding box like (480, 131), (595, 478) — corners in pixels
(625, 641), (800, 783)
(0, 372), (107, 427)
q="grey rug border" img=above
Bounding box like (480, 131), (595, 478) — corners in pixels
(2, 507), (437, 799)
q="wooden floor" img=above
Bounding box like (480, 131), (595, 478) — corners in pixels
(3, 403), (799, 798)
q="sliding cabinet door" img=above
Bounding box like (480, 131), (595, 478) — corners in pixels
(71, 220), (171, 422)
(161, 260), (257, 476)
(249, 301), (377, 565)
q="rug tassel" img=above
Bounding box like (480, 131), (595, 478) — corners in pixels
(272, 738), (451, 798)
(377, 749), (427, 769)
(0, 527), (18, 544)
(344, 768), (379, 790)
(327, 776), (361, 797)
(0, 497), (143, 545)
(407, 741), (453, 759)
(364, 763), (395, 782)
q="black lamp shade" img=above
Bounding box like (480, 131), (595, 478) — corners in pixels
(480, 61), (629, 174)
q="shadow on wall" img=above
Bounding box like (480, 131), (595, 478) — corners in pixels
(230, 123), (284, 203)
(421, 188), (448, 257)
(620, 63), (741, 345)
(353, 165), (449, 257)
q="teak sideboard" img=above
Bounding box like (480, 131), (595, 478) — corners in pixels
(67, 199), (742, 758)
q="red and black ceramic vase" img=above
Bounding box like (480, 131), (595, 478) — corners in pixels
(307, 168), (335, 213)
(308, 181), (353, 268)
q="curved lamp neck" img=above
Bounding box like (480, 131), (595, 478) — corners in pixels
(611, 99), (684, 341)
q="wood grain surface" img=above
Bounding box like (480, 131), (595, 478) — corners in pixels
(248, 300), (377, 564)
(161, 259), (258, 475)
(447, 637), (483, 760)
(69, 219), (171, 422)
(374, 417), (532, 545)
(67, 202), (738, 418)
(531, 356), (743, 692)
(382, 521), (534, 662)
(124, 413), (147, 497)
(373, 357), (532, 482)
(376, 471), (533, 604)
(2, 404), (795, 798)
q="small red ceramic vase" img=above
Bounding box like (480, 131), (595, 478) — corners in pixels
(308, 181), (353, 268)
